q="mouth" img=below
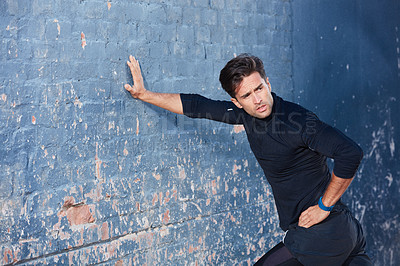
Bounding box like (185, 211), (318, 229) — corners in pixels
(256, 104), (267, 112)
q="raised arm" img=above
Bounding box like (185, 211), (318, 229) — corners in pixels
(124, 55), (183, 115)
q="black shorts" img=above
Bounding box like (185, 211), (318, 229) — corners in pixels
(284, 202), (372, 265)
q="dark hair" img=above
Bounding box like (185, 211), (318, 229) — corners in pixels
(219, 54), (267, 98)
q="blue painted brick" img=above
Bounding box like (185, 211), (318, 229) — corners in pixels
(149, 42), (170, 58)
(0, 0), (315, 265)
(165, 5), (183, 23)
(145, 3), (167, 24)
(201, 8), (218, 25)
(125, 2), (146, 22)
(182, 7), (201, 25)
(0, 168), (12, 198)
(210, 0), (225, 10)
(196, 26), (210, 43)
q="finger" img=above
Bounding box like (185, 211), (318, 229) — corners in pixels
(306, 219), (317, 228)
(298, 219), (307, 227)
(132, 58), (141, 76)
(298, 216), (304, 225)
(299, 212), (308, 222)
(127, 57), (142, 79)
(130, 55), (139, 70)
(299, 220), (312, 228)
(129, 55), (135, 64)
(127, 60), (135, 73)
(127, 55), (138, 71)
(298, 216), (305, 226)
(127, 61), (135, 79)
(302, 223), (311, 228)
(127, 65), (141, 85)
(298, 213), (311, 226)
(124, 84), (132, 91)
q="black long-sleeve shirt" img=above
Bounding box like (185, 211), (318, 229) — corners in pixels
(181, 92), (363, 231)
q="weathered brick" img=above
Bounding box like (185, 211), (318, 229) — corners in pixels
(176, 24), (194, 44)
(0, 0), (308, 265)
(144, 3), (167, 24)
(165, 5), (183, 24)
(195, 26), (211, 43)
(201, 8), (218, 25)
(210, 0), (225, 10)
(182, 6), (202, 25)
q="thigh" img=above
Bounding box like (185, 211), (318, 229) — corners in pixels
(343, 254), (373, 266)
(284, 205), (359, 265)
(343, 217), (373, 266)
(255, 242), (303, 266)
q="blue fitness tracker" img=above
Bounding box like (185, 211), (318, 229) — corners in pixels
(318, 196), (334, 211)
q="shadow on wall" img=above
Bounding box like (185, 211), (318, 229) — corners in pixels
(292, 0), (400, 265)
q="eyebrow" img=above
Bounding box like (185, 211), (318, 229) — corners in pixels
(239, 83), (263, 98)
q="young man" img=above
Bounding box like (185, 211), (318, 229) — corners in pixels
(124, 54), (372, 265)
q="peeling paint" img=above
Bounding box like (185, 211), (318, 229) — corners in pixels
(53, 19), (60, 39)
(60, 197), (96, 226)
(0, 0), (373, 265)
(162, 210), (170, 224)
(95, 142), (102, 180)
(81, 32), (87, 49)
(101, 222), (109, 241)
(233, 124), (245, 133)
(136, 116), (139, 135)
(179, 167), (186, 179)
(152, 172), (161, 180)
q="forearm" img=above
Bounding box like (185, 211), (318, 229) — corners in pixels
(298, 171), (354, 228)
(321, 171), (353, 207)
(139, 90), (183, 115)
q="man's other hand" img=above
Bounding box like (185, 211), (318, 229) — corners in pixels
(298, 205), (330, 228)
(125, 55), (146, 99)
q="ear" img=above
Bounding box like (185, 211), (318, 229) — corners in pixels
(266, 77), (271, 92)
(231, 98), (243, 109)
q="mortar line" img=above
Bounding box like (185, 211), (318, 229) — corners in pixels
(10, 198), (271, 265)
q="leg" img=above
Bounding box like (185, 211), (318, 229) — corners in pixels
(343, 217), (373, 266)
(343, 254), (373, 266)
(254, 242), (303, 266)
(284, 203), (372, 266)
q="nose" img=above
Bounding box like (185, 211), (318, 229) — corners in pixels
(253, 93), (262, 104)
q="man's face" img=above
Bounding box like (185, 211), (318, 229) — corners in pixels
(231, 72), (274, 119)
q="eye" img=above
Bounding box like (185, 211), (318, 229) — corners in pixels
(241, 93), (250, 99)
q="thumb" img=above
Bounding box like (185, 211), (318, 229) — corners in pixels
(124, 84), (132, 91)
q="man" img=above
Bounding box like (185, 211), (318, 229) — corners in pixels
(124, 54), (372, 265)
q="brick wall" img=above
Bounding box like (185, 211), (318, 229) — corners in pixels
(0, 0), (293, 265)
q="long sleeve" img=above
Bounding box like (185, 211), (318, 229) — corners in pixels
(180, 93), (245, 125)
(300, 113), (363, 179)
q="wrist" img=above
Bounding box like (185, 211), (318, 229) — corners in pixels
(318, 197), (334, 212)
(137, 89), (149, 100)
